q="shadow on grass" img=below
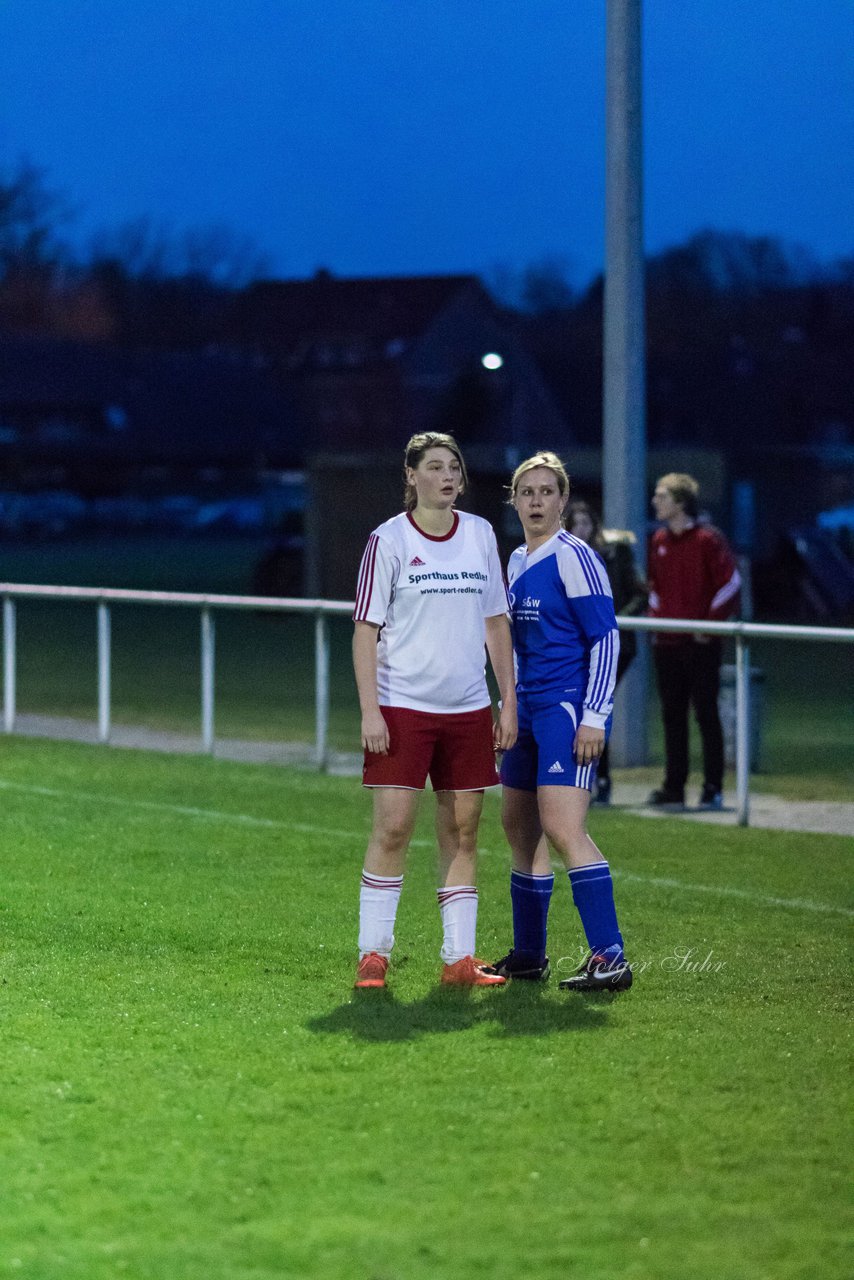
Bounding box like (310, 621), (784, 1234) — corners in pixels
(306, 981), (620, 1043)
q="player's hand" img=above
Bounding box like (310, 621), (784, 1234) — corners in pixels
(361, 709), (390, 756)
(573, 724), (604, 765)
(493, 702), (517, 753)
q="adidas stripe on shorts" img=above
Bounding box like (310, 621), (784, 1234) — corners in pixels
(499, 692), (612, 792)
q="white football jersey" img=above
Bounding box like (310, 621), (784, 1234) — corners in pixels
(354, 510), (509, 713)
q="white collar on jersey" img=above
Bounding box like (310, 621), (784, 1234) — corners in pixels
(520, 529), (563, 566)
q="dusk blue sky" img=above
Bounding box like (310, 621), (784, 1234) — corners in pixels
(1, 0), (852, 288)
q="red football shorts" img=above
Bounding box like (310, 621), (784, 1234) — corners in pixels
(362, 705), (500, 791)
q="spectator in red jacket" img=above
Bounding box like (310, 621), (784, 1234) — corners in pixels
(648, 473), (741, 810)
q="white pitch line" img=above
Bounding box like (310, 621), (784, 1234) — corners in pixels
(1, 777), (849, 915)
(0, 778), (435, 848)
(611, 870), (854, 919)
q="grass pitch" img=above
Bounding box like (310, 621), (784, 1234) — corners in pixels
(0, 737), (850, 1279)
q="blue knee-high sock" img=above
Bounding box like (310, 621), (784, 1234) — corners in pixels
(567, 862), (624, 956)
(510, 870), (554, 963)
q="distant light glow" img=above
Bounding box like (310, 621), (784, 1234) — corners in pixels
(481, 352), (504, 370)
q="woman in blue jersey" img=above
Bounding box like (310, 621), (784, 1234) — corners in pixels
(486, 452), (632, 992)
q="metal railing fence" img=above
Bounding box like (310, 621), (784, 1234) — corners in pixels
(2, 581), (852, 827)
(1, 584), (353, 771)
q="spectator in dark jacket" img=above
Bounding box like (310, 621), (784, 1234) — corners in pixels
(566, 500), (648, 804)
(648, 473), (741, 811)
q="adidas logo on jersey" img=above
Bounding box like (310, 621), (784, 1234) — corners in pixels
(409, 556), (426, 567)
(547, 760), (564, 774)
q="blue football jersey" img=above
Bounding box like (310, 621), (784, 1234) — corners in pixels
(507, 531), (620, 726)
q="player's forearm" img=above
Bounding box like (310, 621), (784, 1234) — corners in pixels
(352, 622), (381, 713)
(583, 626), (620, 725)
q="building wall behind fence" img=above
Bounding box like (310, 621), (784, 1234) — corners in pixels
(304, 446), (729, 601)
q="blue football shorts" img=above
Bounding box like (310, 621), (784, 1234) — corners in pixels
(499, 693), (612, 792)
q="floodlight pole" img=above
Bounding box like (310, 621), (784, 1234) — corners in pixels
(603, 0), (648, 766)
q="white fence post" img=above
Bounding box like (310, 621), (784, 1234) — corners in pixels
(315, 611), (329, 771)
(97, 602), (111, 744)
(3, 596), (15, 733)
(201, 607), (215, 754)
(735, 634), (751, 827)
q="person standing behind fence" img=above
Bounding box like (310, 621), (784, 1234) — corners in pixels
(352, 431), (517, 991)
(647, 473), (741, 811)
(566, 500), (648, 805)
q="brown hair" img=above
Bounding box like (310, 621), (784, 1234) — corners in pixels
(403, 432), (468, 511)
(656, 472), (700, 518)
(565, 498), (604, 549)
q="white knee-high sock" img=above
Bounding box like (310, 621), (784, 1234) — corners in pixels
(437, 885), (478, 963)
(359, 871), (403, 958)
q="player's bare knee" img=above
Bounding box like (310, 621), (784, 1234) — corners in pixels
(541, 818), (586, 851)
(372, 820), (413, 856)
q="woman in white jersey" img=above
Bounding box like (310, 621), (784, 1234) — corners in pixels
(352, 432), (517, 990)
(485, 452), (633, 992)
